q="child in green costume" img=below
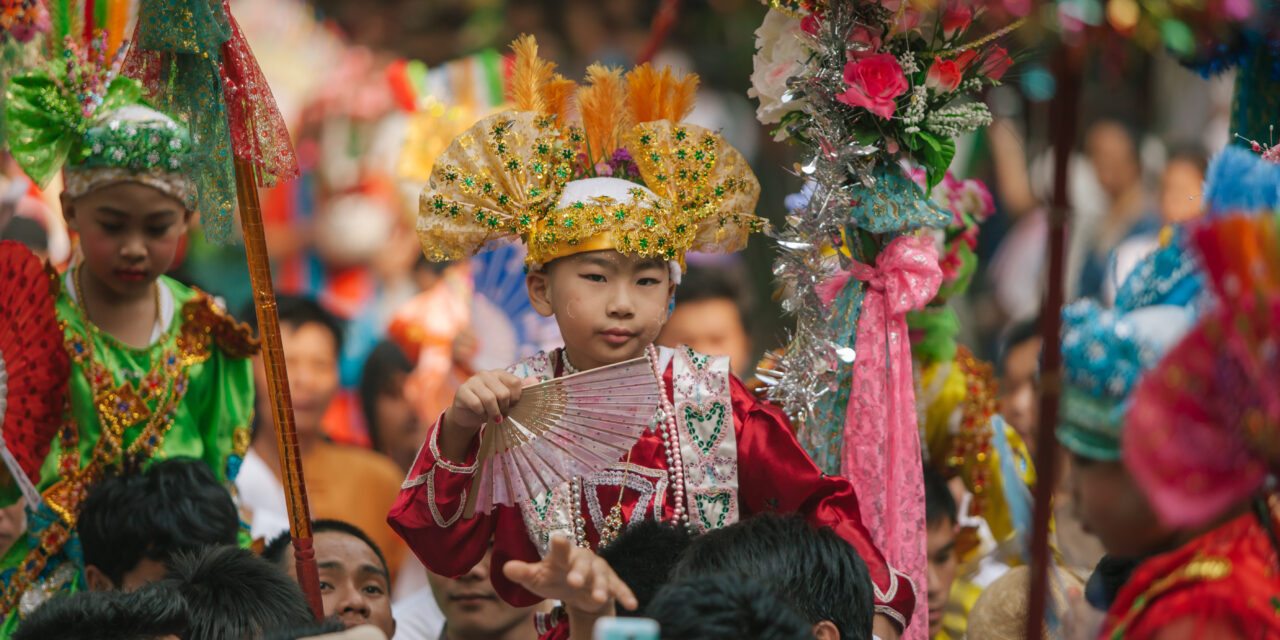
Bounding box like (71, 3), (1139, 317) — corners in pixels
(0, 51), (257, 624)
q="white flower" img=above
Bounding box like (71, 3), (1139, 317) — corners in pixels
(147, 152), (160, 165)
(748, 9), (814, 137)
(111, 148), (126, 161)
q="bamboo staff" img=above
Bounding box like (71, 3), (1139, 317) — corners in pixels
(1024, 43), (1081, 639)
(234, 157), (323, 620)
(636, 0), (684, 65)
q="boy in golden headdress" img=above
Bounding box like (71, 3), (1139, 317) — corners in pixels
(388, 37), (916, 639)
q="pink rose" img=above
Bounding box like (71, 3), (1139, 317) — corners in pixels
(925, 59), (962, 92)
(801, 12), (822, 36)
(941, 3), (973, 38)
(981, 46), (1013, 82)
(881, 0), (903, 11)
(846, 25), (883, 59)
(836, 53), (908, 119)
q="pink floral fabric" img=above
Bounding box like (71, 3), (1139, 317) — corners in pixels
(824, 234), (941, 639)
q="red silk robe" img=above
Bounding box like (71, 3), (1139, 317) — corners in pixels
(387, 349), (916, 629)
(1101, 498), (1280, 639)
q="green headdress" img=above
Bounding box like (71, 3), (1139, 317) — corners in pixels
(4, 34), (193, 204)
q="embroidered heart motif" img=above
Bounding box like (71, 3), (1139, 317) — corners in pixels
(682, 401), (728, 454)
(693, 491), (733, 530)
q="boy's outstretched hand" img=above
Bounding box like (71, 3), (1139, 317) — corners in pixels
(503, 534), (639, 614)
(439, 370), (528, 461)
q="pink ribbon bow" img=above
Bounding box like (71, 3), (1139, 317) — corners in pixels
(825, 234), (940, 639)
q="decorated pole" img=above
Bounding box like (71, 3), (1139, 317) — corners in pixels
(122, 0), (322, 619)
(233, 157), (323, 619)
(1024, 41), (1081, 639)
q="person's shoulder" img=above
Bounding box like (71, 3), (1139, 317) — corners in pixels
(320, 443), (404, 485)
(170, 279), (259, 360)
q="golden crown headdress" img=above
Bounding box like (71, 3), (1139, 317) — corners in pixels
(417, 36), (763, 268)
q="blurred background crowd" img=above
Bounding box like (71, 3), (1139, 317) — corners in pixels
(0, 0), (1239, 633)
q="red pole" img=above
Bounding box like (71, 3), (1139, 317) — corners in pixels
(1024, 43), (1081, 639)
(636, 0), (683, 65)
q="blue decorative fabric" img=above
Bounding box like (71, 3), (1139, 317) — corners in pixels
(1202, 145), (1280, 218)
(1114, 229), (1205, 312)
(848, 165), (950, 234)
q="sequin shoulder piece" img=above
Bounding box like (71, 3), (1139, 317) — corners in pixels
(178, 288), (260, 360)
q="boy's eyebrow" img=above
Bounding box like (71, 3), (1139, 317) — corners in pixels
(356, 563), (391, 581)
(95, 206), (178, 220)
(577, 254), (620, 269)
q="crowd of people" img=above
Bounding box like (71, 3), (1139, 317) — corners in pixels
(1, 1), (1278, 640)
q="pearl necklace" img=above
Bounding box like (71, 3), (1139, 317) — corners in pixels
(561, 346), (688, 549)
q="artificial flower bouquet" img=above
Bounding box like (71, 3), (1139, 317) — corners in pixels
(751, 0), (1021, 188)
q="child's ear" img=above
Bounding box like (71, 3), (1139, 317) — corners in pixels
(526, 268), (554, 317)
(83, 565), (115, 592)
(812, 620), (840, 640)
(60, 193), (79, 233)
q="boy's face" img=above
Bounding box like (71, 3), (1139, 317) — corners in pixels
(373, 371), (428, 471)
(925, 518), (958, 639)
(999, 336), (1041, 456)
(282, 531), (396, 638)
(85, 556), (169, 592)
(658, 298), (751, 376)
(1068, 453), (1172, 558)
(527, 250), (675, 370)
(63, 182), (190, 298)
(426, 548), (538, 638)
(1159, 159), (1204, 225)
(279, 322), (340, 438)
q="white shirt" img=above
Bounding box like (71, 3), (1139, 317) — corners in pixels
(390, 587), (445, 640)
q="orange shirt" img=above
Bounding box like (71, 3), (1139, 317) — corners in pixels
(303, 442), (408, 579)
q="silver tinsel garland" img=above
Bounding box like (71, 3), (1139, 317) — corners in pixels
(761, 2), (888, 427)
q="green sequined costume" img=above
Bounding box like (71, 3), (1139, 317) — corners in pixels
(0, 273), (257, 633)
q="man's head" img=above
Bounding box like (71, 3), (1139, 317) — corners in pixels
(1158, 145), (1208, 225)
(79, 457), (239, 592)
(425, 545), (539, 640)
(264, 520), (396, 638)
(671, 514), (873, 640)
(656, 267), (752, 375)
(62, 181), (192, 299)
(924, 466), (958, 640)
(13, 584), (188, 640)
(998, 318), (1041, 455)
(1084, 119), (1141, 200)
(160, 545), (316, 640)
(359, 341), (425, 472)
(526, 250), (675, 370)
(1067, 452), (1172, 558)
(646, 574), (815, 640)
(597, 519), (693, 615)
(247, 296), (344, 438)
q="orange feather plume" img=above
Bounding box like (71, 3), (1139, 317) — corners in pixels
(543, 73), (577, 125)
(576, 64), (627, 165)
(625, 63), (700, 124)
(507, 34), (555, 114)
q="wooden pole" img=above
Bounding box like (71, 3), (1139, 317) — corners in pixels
(1024, 43), (1081, 639)
(234, 157), (324, 620)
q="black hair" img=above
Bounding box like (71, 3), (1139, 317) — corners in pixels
(262, 519), (391, 587)
(1164, 142), (1209, 177)
(996, 316), (1041, 378)
(160, 545), (316, 640)
(359, 340), (414, 455)
(673, 267), (751, 334)
(13, 584), (189, 640)
(646, 574), (815, 640)
(924, 466), (958, 529)
(671, 514), (873, 640)
(0, 217), (48, 252)
(79, 457), (239, 587)
(597, 519), (693, 615)
(261, 621), (347, 640)
(237, 295), (345, 357)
